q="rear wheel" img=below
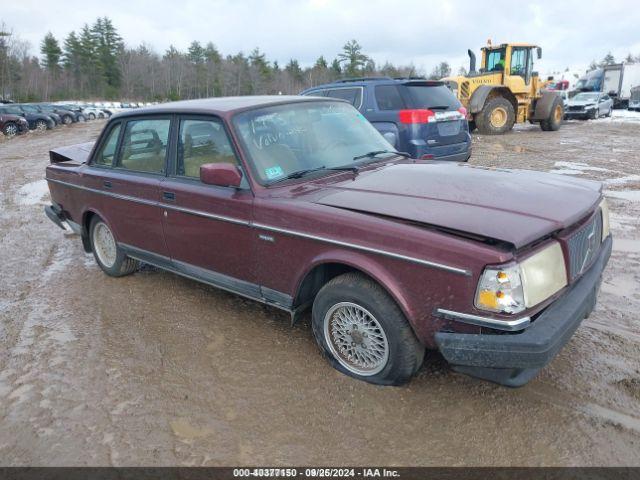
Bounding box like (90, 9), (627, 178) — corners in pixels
(89, 216), (138, 277)
(476, 97), (515, 134)
(312, 272), (425, 386)
(34, 119), (48, 131)
(3, 122), (18, 136)
(540, 97), (563, 131)
(88, 113), (96, 120)
(62, 115), (73, 125)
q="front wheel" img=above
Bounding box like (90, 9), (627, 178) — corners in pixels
(89, 216), (139, 277)
(475, 97), (515, 134)
(88, 113), (96, 120)
(3, 122), (18, 136)
(312, 273), (425, 386)
(62, 115), (73, 125)
(540, 97), (563, 131)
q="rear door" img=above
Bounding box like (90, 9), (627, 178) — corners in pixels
(160, 115), (256, 293)
(99, 116), (171, 258)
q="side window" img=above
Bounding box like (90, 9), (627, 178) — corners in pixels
(303, 89), (327, 97)
(118, 119), (171, 174)
(93, 124), (121, 166)
(325, 88), (362, 108)
(374, 85), (405, 110)
(177, 119), (239, 178)
(510, 48), (526, 76)
(486, 49), (506, 71)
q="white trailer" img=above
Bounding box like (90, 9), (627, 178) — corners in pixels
(603, 63), (640, 107)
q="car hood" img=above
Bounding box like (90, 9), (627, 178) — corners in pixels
(567, 100), (597, 107)
(312, 162), (602, 248)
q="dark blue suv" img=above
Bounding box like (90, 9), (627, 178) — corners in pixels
(301, 78), (471, 161)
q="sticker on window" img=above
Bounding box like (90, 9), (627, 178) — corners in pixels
(265, 165), (284, 180)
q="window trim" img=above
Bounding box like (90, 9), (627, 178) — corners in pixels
(89, 120), (124, 168)
(170, 114), (249, 190)
(113, 115), (174, 177)
(323, 86), (364, 110)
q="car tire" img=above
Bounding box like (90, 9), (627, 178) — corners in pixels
(311, 272), (425, 386)
(2, 122), (18, 136)
(476, 97), (515, 134)
(62, 115), (73, 125)
(34, 119), (48, 131)
(89, 113), (96, 120)
(540, 97), (563, 131)
(89, 216), (139, 277)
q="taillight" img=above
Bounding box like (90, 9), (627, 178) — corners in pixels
(458, 106), (468, 117)
(399, 109), (435, 124)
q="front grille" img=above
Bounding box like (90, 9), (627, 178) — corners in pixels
(567, 212), (603, 281)
(568, 106), (584, 112)
(460, 82), (470, 99)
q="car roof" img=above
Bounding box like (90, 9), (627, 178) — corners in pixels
(111, 95), (343, 119)
(301, 78), (443, 93)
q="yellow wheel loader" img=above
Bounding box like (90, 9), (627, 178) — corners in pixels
(443, 42), (563, 134)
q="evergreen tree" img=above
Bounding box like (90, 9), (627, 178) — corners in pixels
(92, 17), (123, 89)
(40, 32), (62, 71)
(599, 52), (615, 67)
(188, 41), (205, 64)
(338, 39), (369, 77)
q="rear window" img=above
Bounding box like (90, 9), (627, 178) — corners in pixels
(325, 88), (362, 108)
(374, 85), (405, 110)
(404, 84), (461, 110)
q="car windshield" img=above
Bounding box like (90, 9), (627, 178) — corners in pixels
(573, 93), (599, 101)
(233, 101), (396, 185)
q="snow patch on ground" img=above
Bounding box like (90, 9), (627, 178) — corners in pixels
(549, 161), (610, 176)
(606, 190), (640, 202)
(593, 109), (640, 123)
(15, 179), (49, 206)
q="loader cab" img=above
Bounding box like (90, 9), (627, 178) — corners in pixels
(480, 43), (542, 94)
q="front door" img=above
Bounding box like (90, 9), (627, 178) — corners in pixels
(160, 116), (257, 296)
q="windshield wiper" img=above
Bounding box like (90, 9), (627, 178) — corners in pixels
(352, 150), (411, 162)
(267, 165), (359, 186)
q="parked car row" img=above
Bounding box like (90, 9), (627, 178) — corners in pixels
(0, 101), (112, 137)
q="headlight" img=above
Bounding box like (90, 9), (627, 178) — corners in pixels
(476, 242), (567, 314)
(600, 198), (610, 241)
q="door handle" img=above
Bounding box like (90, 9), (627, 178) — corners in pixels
(162, 191), (176, 202)
(103, 180), (112, 189)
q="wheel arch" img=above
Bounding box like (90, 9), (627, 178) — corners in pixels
(469, 85), (518, 116)
(291, 253), (414, 327)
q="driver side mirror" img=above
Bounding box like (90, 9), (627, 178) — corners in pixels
(200, 163), (243, 188)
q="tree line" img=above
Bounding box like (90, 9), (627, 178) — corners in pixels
(1, 18), (428, 102)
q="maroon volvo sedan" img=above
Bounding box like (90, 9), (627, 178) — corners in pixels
(44, 96), (611, 387)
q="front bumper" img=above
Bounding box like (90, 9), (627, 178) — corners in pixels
(564, 110), (595, 119)
(435, 235), (612, 387)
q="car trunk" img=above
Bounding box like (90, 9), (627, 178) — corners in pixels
(400, 82), (468, 147)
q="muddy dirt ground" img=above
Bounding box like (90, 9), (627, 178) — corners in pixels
(0, 116), (639, 466)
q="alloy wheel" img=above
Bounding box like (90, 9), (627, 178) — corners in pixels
(323, 302), (389, 376)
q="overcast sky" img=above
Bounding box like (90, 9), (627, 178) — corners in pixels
(3, 0), (640, 76)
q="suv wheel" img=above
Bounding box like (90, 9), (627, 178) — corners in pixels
(89, 216), (138, 277)
(312, 272), (425, 386)
(476, 97), (515, 134)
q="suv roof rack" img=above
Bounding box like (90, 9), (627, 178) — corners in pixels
(334, 77), (393, 83)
